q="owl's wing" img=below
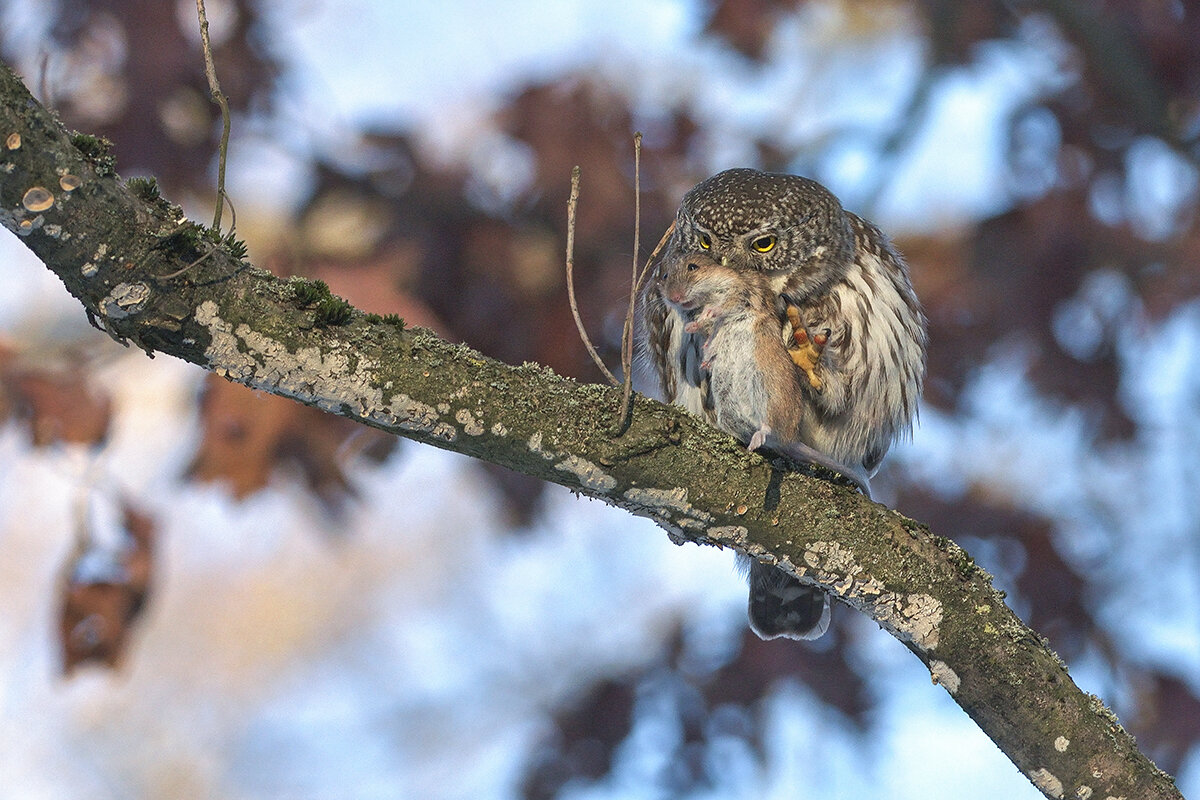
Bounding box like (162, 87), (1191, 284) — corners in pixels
(640, 285), (677, 401)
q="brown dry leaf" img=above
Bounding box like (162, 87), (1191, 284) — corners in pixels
(521, 625), (869, 798)
(502, 80), (638, 239)
(308, 257), (448, 334)
(1129, 672), (1200, 776)
(707, 629), (869, 722)
(0, 355), (112, 446)
(703, 0), (786, 59)
(187, 375), (394, 507)
(972, 191), (1135, 439)
(59, 501), (155, 674)
(522, 678), (635, 800)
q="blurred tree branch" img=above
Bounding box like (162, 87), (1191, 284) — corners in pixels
(1037, 0), (1175, 143)
(0, 61), (1182, 800)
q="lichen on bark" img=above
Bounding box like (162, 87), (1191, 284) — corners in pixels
(0, 61), (1183, 800)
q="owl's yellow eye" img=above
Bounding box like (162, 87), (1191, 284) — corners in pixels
(699, 233), (712, 250)
(751, 234), (776, 253)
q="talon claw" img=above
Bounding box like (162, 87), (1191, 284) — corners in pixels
(786, 307), (807, 348)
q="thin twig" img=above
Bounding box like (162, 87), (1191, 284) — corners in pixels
(221, 187), (236, 233)
(565, 167), (619, 386)
(637, 220), (675, 295)
(156, 243), (218, 281)
(196, 0), (232, 231)
(612, 133), (643, 433)
(154, 192), (236, 281)
(37, 51), (52, 109)
(856, 65), (936, 217)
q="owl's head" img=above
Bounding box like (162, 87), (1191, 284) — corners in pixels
(670, 168), (854, 295)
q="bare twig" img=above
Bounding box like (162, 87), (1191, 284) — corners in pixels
(566, 136), (669, 432)
(36, 51), (52, 109)
(156, 243), (218, 281)
(611, 133), (644, 433)
(196, 0), (232, 231)
(565, 166), (619, 386)
(637, 221), (675, 295)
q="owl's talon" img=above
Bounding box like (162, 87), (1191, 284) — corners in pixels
(789, 349), (824, 391)
(785, 307), (825, 391)
(786, 307), (805, 342)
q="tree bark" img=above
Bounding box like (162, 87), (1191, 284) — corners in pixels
(0, 61), (1181, 800)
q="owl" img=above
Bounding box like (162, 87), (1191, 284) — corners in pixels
(641, 168), (927, 640)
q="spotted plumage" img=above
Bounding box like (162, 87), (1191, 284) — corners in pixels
(641, 168), (927, 640)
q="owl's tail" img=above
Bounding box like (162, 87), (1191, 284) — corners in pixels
(743, 558), (830, 640)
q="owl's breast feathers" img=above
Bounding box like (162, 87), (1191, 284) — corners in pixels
(781, 213), (927, 471)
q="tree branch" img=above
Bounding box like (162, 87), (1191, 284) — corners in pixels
(0, 61), (1180, 800)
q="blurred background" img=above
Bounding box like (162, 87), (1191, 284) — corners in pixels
(1, 1), (1198, 798)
